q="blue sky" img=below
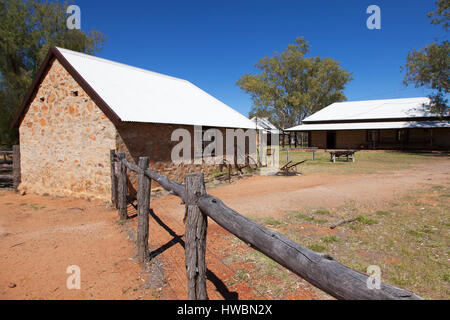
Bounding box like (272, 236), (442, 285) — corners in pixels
(74, 0), (447, 116)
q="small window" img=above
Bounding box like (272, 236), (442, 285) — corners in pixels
(71, 90), (79, 97)
(40, 97), (45, 102)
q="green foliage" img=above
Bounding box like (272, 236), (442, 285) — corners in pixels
(428, 0), (449, 31)
(0, 0), (105, 148)
(237, 37), (352, 129)
(403, 1), (449, 116)
(404, 41), (449, 93)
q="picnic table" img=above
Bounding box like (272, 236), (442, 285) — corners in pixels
(326, 150), (358, 163)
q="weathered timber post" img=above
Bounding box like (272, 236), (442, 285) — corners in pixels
(12, 145), (21, 191)
(184, 173), (208, 300)
(137, 157), (150, 263)
(110, 150), (118, 208)
(117, 152), (128, 221)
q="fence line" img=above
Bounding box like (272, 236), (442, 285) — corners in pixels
(110, 149), (421, 300)
(0, 146), (20, 190)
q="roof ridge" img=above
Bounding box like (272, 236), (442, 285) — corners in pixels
(55, 47), (190, 84)
(334, 97), (428, 104)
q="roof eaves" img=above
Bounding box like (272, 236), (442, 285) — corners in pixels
(11, 46), (122, 129)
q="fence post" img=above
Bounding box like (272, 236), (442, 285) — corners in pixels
(110, 150), (118, 208)
(137, 157), (150, 263)
(184, 173), (208, 300)
(117, 152), (128, 221)
(12, 145), (21, 191)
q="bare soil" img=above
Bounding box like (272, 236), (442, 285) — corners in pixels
(0, 158), (448, 300)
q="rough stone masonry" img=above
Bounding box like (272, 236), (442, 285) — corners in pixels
(19, 59), (227, 201)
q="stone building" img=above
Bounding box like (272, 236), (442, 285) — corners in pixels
(12, 47), (256, 201)
(286, 98), (450, 150)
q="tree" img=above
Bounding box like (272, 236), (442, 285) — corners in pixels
(0, 0), (105, 148)
(428, 0), (449, 31)
(237, 37), (353, 129)
(403, 0), (449, 116)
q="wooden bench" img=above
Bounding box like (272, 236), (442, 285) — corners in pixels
(326, 150), (358, 163)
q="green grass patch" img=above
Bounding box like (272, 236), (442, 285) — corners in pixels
(357, 215), (378, 225)
(308, 243), (327, 253)
(279, 150), (437, 175)
(290, 212), (327, 224)
(29, 204), (46, 210)
(314, 209), (332, 216)
(321, 235), (341, 243)
(407, 229), (422, 238)
(262, 217), (284, 227)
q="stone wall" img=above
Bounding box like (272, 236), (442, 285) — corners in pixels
(19, 59), (116, 200)
(18, 59), (259, 202)
(116, 123), (239, 196)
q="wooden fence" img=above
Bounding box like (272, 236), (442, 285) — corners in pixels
(0, 146), (20, 190)
(110, 150), (422, 300)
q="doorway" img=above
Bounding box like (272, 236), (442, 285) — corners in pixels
(326, 131), (336, 149)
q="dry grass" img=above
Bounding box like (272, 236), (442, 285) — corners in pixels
(279, 151), (445, 175)
(222, 183), (450, 299)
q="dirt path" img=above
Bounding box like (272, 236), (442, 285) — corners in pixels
(206, 160), (450, 218)
(1, 158), (448, 300)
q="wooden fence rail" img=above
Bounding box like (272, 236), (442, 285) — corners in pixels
(110, 150), (422, 300)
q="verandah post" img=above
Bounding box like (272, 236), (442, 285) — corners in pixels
(12, 145), (21, 191)
(137, 157), (150, 263)
(184, 173), (208, 300)
(110, 150), (118, 208)
(117, 152), (128, 221)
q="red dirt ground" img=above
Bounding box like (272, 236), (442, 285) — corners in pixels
(0, 159), (448, 300)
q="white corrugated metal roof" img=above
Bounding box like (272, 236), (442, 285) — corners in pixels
(303, 97), (438, 122)
(250, 117), (282, 134)
(56, 47), (255, 129)
(286, 121), (450, 131)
